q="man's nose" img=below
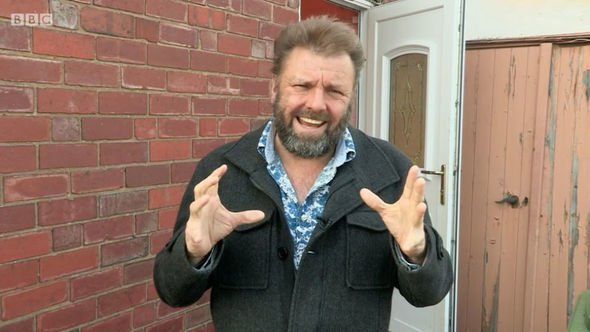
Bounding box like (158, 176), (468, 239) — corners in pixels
(305, 87), (326, 111)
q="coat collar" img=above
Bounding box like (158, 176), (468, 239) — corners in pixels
(222, 122), (403, 223)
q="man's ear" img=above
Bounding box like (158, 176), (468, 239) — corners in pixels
(271, 76), (278, 103)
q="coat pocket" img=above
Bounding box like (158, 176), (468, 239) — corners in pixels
(216, 217), (271, 290)
(346, 211), (395, 290)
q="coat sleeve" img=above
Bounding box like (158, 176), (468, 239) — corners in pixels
(392, 217), (454, 307)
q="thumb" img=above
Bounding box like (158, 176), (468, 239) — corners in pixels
(360, 188), (386, 213)
(233, 210), (265, 226)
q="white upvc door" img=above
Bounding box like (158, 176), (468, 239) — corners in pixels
(358, 0), (464, 331)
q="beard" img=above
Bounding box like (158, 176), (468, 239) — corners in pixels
(272, 92), (350, 159)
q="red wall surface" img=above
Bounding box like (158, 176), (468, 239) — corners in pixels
(0, 0), (298, 331)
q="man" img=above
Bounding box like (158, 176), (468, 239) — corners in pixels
(153, 16), (453, 331)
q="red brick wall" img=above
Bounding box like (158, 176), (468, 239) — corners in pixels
(0, 0), (298, 331)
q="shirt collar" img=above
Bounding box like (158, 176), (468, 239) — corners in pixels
(257, 119), (356, 167)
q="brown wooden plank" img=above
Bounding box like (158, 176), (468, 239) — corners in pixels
(523, 42), (553, 332)
(482, 47), (512, 332)
(457, 48), (479, 332)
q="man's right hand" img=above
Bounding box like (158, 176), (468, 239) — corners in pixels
(185, 164), (265, 264)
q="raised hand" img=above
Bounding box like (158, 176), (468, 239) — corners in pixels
(184, 165), (265, 263)
(359, 165), (427, 264)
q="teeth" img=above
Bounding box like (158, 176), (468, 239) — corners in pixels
(299, 117), (323, 125)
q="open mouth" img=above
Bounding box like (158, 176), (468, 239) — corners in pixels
(297, 116), (326, 128)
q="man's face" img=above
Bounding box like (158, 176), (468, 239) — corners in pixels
(272, 47), (355, 158)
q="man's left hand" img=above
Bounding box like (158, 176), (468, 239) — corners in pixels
(360, 165), (427, 264)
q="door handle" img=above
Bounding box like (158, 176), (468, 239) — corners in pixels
(495, 193), (519, 207)
(420, 164), (445, 205)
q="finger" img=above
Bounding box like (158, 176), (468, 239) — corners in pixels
(401, 165), (420, 200)
(409, 176), (425, 206)
(193, 165), (228, 197)
(232, 210), (265, 225)
(189, 195), (210, 218)
(360, 188), (387, 213)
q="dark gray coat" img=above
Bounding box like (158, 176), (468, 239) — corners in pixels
(153, 124), (453, 331)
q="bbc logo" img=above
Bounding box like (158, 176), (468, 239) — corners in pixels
(11, 13), (53, 26)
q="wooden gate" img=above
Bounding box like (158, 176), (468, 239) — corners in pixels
(457, 39), (590, 332)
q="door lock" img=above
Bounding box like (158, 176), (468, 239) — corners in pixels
(420, 164), (445, 205)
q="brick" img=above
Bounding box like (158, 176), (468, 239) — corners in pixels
(228, 56), (258, 76)
(240, 78), (270, 96)
(230, 0), (243, 13)
(148, 185), (184, 209)
(52, 117), (81, 141)
(0, 260), (37, 293)
(199, 118), (217, 137)
(0, 55), (61, 83)
(167, 71), (206, 93)
(0, 0), (48, 18)
(243, 0), (271, 20)
(70, 267), (123, 300)
(94, 0), (144, 14)
(251, 39), (266, 58)
(157, 207), (178, 231)
(207, 75), (240, 95)
(126, 164), (169, 187)
(147, 281), (158, 300)
(84, 215), (134, 244)
(228, 14), (258, 37)
(258, 99), (272, 115)
(0, 22), (30, 51)
(33, 28), (94, 59)
(82, 312), (132, 332)
(40, 247), (99, 281)
(0, 203), (35, 233)
(40, 143), (98, 169)
(171, 161), (197, 183)
(136, 17), (159, 43)
(219, 118), (249, 136)
(159, 117), (197, 137)
(0, 231), (50, 263)
(50, 0), (79, 30)
(258, 59), (273, 78)
(1, 280), (68, 320)
(186, 305), (212, 328)
(101, 237), (149, 266)
(135, 118), (156, 139)
(65, 60), (119, 87)
(229, 98), (259, 116)
(52, 224), (82, 251)
(100, 141), (148, 165)
(0, 145), (35, 173)
(145, 315), (183, 332)
(124, 259), (154, 284)
(149, 94), (190, 115)
(99, 190), (148, 217)
(98, 284), (145, 317)
(82, 117), (133, 140)
(4, 174), (67, 202)
(192, 96), (226, 115)
(135, 211), (158, 234)
(97, 37), (146, 64)
(72, 168), (124, 193)
(81, 7), (135, 37)
(150, 139), (191, 161)
(0, 318), (34, 332)
(208, 0), (229, 8)
(260, 21), (282, 40)
(38, 196), (97, 226)
(146, 0), (187, 22)
(99, 91), (147, 115)
(193, 138), (224, 158)
(188, 5), (208, 27)
(133, 303), (155, 328)
(199, 30), (217, 51)
(190, 50), (226, 72)
(156, 299), (184, 317)
(38, 88), (96, 114)
(218, 33), (251, 56)
(0, 86), (33, 113)
(273, 5), (298, 25)
(160, 23), (198, 48)
(148, 44), (189, 69)
(122, 66), (166, 90)
(36, 299), (95, 332)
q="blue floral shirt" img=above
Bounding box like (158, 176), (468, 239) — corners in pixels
(258, 120), (356, 269)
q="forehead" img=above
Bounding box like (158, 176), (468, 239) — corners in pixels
(280, 47), (354, 85)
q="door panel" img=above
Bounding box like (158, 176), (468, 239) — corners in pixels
(360, 0), (464, 331)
